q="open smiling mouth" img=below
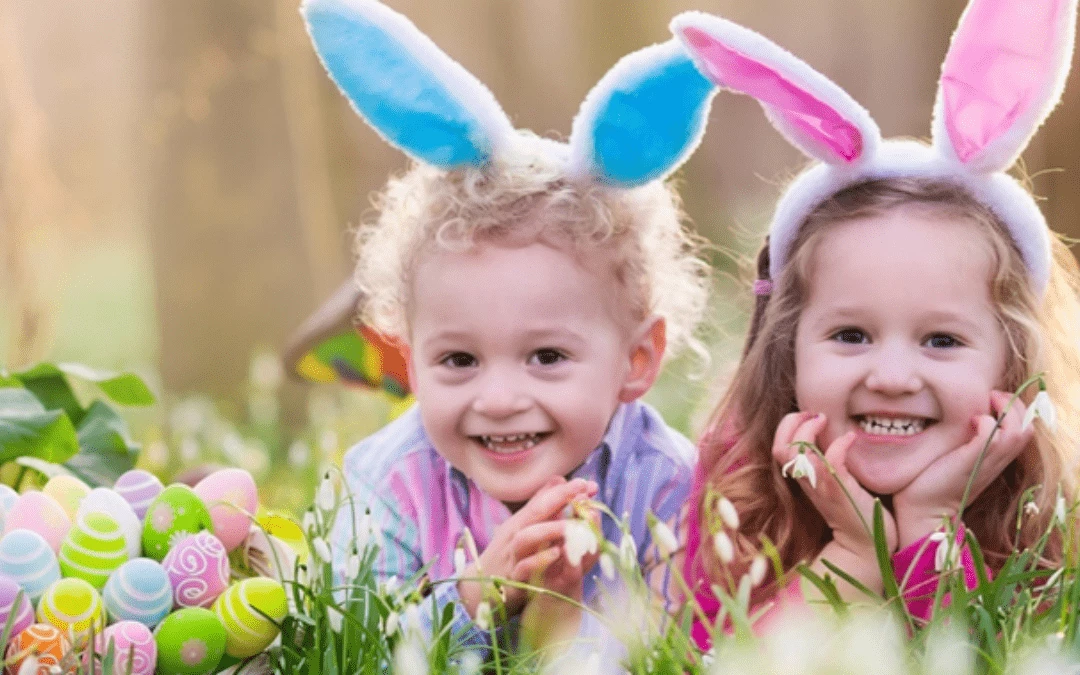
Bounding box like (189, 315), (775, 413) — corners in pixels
(472, 433), (552, 454)
(854, 415), (936, 436)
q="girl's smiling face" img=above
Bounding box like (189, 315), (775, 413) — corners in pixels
(793, 207), (1009, 495)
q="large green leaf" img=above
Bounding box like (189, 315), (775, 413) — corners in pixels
(67, 400), (139, 487)
(58, 363), (155, 407)
(13, 364), (85, 425)
(0, 369), (19, 388)
(0, 388), (80, 464)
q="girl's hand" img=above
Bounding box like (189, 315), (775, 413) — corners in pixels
(893, 390), (1032, 547)
(774, 412), (897, 594)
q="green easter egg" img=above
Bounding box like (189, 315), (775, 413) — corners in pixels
(141, 485), (213, 561)
(212, 578), (287, 658)
(59, 511), (128, 588)
(154, 607), (226, 675)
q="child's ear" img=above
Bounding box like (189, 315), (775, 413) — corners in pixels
(619, 316), (667, 403)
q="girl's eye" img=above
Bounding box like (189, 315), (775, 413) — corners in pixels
(925, 333), (962, 349)
(441, 352), (477, 368)
(530, 349), (566, 366)
(831, 328), (868, 345)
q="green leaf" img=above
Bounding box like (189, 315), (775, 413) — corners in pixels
(65, 401), (139, 487)
(0, 388), (80, 464)
(13, 364), (85, 426)
(0, 370), (19, 388)
(58, 363), (156, 406)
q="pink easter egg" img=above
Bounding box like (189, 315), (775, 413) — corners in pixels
(161, 532), (229, 609)
(193, 469), (258, 551)
(96, 620), (157, 675)
(0, 574), (33, 638)
(4, 491), (71, 552)
(113, 470), (164, 520)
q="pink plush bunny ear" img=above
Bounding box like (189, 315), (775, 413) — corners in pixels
(671, 11), (880, 166)
(933, 0), (1079, 173)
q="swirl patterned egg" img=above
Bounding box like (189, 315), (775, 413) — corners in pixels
(0, 574), (33, 638)
(212, 577), (287, 658)
(162, 532), (229, 609)
(4, 623), (71, 675)
(142, 485), (212, 561)
(102, 558), (173, 628)
(43, 474), (91, 520)
(79, 488), (142, 559)
(0, 530), (61, 603)
(114, 470), (164, 520)
(59, 511), (129, 588)
(97, 620), (157, 675)
(4, 491), (71, 552)
(37, 577), (105, 638)
(153, 607), (226, 675)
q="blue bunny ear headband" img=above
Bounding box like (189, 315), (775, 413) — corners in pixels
(301, 0), (716, 187)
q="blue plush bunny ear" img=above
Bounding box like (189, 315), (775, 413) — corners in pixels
(569, 40), (717, 187)
(302, 0), (515, 169)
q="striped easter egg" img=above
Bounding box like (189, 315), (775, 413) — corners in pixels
(59, 512), (129, 588)
(102, 558), (173, 628)
(96, 620), (157, 675)
(162, 532), (229, 609)
(4, 623), (70, 675)
(0, 530), (61, 603)
(0, 574), (33, 638)
(114, 470), (164, 520)
(37, 577), (105, 638)
(212, 578), (287, 658)
(78, 488), (142, 559)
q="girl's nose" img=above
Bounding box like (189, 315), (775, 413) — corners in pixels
(864, 344), (923, 395)
(471, 370), (531, 418)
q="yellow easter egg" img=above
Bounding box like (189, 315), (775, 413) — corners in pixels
(43, 475), (91, 520)
(212, 578), (287, 658)
(37, 577), (105, 640)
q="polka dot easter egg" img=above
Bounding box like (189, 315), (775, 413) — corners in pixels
(4, 623), (71, 675)
(42, 474), (91, 520)
(114, 470), (164, 521)
(0, 530), (61, 604)
(78, 488), (142, 559)
(59, 512), (129, 589)
(193, 468), (258, 551)
(4, 491), (70, 552)
(212, 577), (287, 658)
(142, 485), (212, 561)
(102, 558), (173, 628)
(154, 607), (226, 675)
(162, 532), (229, 609)
(37, 577), (105, 639)
(0, 574), (34, 639)
(96, 620), (157, 675)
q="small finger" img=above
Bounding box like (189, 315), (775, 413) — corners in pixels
(772, 412), (818, 462)
(777, 413), (828, 465)
(511, 521), (570, 559)
(512, 545), (562, 583)
(511, 478), (596, 525)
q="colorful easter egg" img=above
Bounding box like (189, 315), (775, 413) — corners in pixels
(193, 469), (257, 551)
(4, 623), (70, 675)
(212, 578), (287, 658)
(0, 574), (33, 638)
(78, 488), (142, 559)
(242, 526), (298, 583)
(96, 620), (157, 675)
(37, 577), (105, 639)
(161, 532), (229, 609)
(43, 474), (91, 520)
(153, 607), (226, 675)
(114, 470), (164, 520)
(141, 485), (212, 561)
(4, 491), (71, 552)
(102, 558), (172, 628)
(59, 512), (129, 589)
(0, 530), (61, 603)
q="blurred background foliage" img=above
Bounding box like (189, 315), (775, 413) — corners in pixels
(1, 0), (1078, 514)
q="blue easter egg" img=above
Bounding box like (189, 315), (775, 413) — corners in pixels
(0, 530), (61, 604)
(102, 558), (173, 628)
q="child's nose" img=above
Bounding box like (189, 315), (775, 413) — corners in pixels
(864, 345), (923, 395)
(471, 370), (531, 418)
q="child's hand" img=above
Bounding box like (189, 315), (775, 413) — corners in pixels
(893, 390), (1032, 547)
(457, 476), (598, 620)
(774, 412), (897, 594)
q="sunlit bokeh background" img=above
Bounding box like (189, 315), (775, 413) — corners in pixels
(2, 0), (1078, 513)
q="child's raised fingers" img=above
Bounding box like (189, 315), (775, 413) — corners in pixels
(510, 478), (598, 526)
(511, 545), (562, 583)
(772, 411), (819, 463)
(510, 521), (569, 560)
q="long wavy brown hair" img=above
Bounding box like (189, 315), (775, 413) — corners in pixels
(695, 177), (1080, 601)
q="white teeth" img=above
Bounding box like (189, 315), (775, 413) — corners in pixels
(858, 416), (926, 436)
(478, 433), (545, 453)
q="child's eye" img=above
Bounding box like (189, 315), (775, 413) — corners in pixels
(440, 352), (477, 368)
(830, 328), (868, 345)
(529, 349), (566, 366)
(924, 333), (962, 349)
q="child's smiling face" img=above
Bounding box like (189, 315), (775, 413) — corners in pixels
(793, 208), (1009, 495)
(407, 240), (656, 507)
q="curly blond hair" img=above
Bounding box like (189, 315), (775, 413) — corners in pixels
(354, 132), (711, 358)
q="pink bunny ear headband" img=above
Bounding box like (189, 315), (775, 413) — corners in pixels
(672, 0), (1079, 296)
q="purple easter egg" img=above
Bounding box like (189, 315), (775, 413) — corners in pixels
(96, 620), (157, 675)
(0, 573), (34, 638)
(161, 532), (229, 609)
(113, 470), (164, 520)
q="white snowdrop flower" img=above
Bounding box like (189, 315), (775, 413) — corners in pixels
(475, 601), (492, 631)
(619, 533), (637, 567)
(923, 625), (973, 675)
(316, 476), (337, 512)
(1023, 390), (1057, 432)
(384, 611), (399, 636)
(930, 532), (960, 572)
(346, 551), (361, 579)
(312, 537), (332, 564)
(1054, 495), (1068, 526)
(599, 552), (616, 580)
(748, 554), (768, 588)
(393, 634), (429, 675)
(1025, 501), (1041, 517)
(564, 520), (598, 567)
(302, 511), (317, 537)
(781, 451), (817, 489)
(457, 652), (483, 675)
(383, 576), (401, 595)
(650, 519), (679, 559)
(327, 606), (343, 633)
(460, 528), (481, 571)
(717, 497), (740, 531)
(713, 531), (735, 564)
(453, 547), (468, 576)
